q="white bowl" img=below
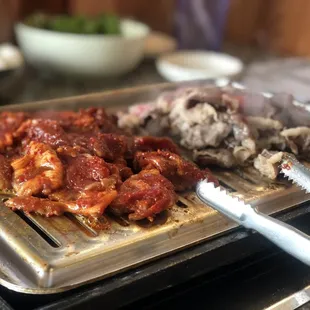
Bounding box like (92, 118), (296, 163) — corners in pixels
(15, 19), (149, 78)
(156, 51), (244, 82)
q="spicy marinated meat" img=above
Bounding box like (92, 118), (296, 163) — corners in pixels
(65, 154), (111, 191)
(109, 169), (177, 221)
(0, 154), (12, 190)
(134, 150), (218, 191)
(11, 141), (63, 196)
(6, 189), (117, 218)
(15, 119), (70, 149)
(134, 136), (180, 154)
(0, 106), (214, 225)
(81, 107), (124, 134)
(32, 108), (120, 133)
(107, 158), (133, 183)
(32, 110), (80, 128)
(6, 196), (67, 216)
(0, 112), (29, 152)
(91, 133), (134, 160)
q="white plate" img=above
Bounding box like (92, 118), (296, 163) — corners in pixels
(156, 50), (244, 82)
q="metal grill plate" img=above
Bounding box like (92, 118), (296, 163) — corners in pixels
(0, 80), (309, 294)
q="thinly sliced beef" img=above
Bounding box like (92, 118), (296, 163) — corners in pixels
(253, 150), (283, 180)
(169, 94), (233, 149)
(281, 127), (310, 157)
(181, 122), (232, 150)
(246, 116), (286, 151)
(233, 146), (254, 164)
(194, 148), (237, 168)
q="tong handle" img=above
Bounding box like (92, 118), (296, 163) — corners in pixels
(244, 208), (310, 266)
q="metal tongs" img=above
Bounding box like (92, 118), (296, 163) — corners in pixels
(196, 153), (310, 266)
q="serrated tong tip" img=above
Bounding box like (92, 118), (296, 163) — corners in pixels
(280, 153), (310, 194)
(196, 179), (252, 224)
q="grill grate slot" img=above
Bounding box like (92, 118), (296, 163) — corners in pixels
(176, 200), (188, 208)
(234, 167), (269, 186)
(14, 211), (60, 248)
(106, 212), (130, 227)
(218, 180), (237, 192)
(65, 214), (99, 237)
(214, 171), (261, 193)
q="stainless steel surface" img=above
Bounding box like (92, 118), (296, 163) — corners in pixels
(196, 180), (310, 266)
(0, 80), (310, 295)
(265, 285), (310, 310)
(281, 153), (310, 193)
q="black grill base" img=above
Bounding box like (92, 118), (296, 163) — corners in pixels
(2, 203), (310, 310)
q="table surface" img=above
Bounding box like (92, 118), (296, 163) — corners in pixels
(1, 44), (276, 105)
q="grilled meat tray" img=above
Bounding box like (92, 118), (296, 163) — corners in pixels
(1, 80), (310, 295)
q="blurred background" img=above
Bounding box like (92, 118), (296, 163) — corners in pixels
(1, 0), (310, 104)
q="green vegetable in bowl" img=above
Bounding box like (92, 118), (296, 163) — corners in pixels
(47, 15), (83, 33)
(24, 13), (122, 35)
(98, 14), (121, 35)
(82, 19), (101, 34)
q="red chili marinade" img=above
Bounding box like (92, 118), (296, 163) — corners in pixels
(0, 108), (217, 228)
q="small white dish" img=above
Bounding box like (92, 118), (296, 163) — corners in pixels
(156, 51), (243, 82)
(144, 31), (177, 58)
(0, 43), (24, 71)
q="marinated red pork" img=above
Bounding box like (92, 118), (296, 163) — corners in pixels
(0, 107), (214, 226)
(0, 154), (12, 190)
(110, 169), (177, 221)
(134, 136), (180, 154)
(11, 141), (63, 196)
(135, 150), (218, 191)
(0, 112), (29, 152)
(6, 190), (117, 218)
